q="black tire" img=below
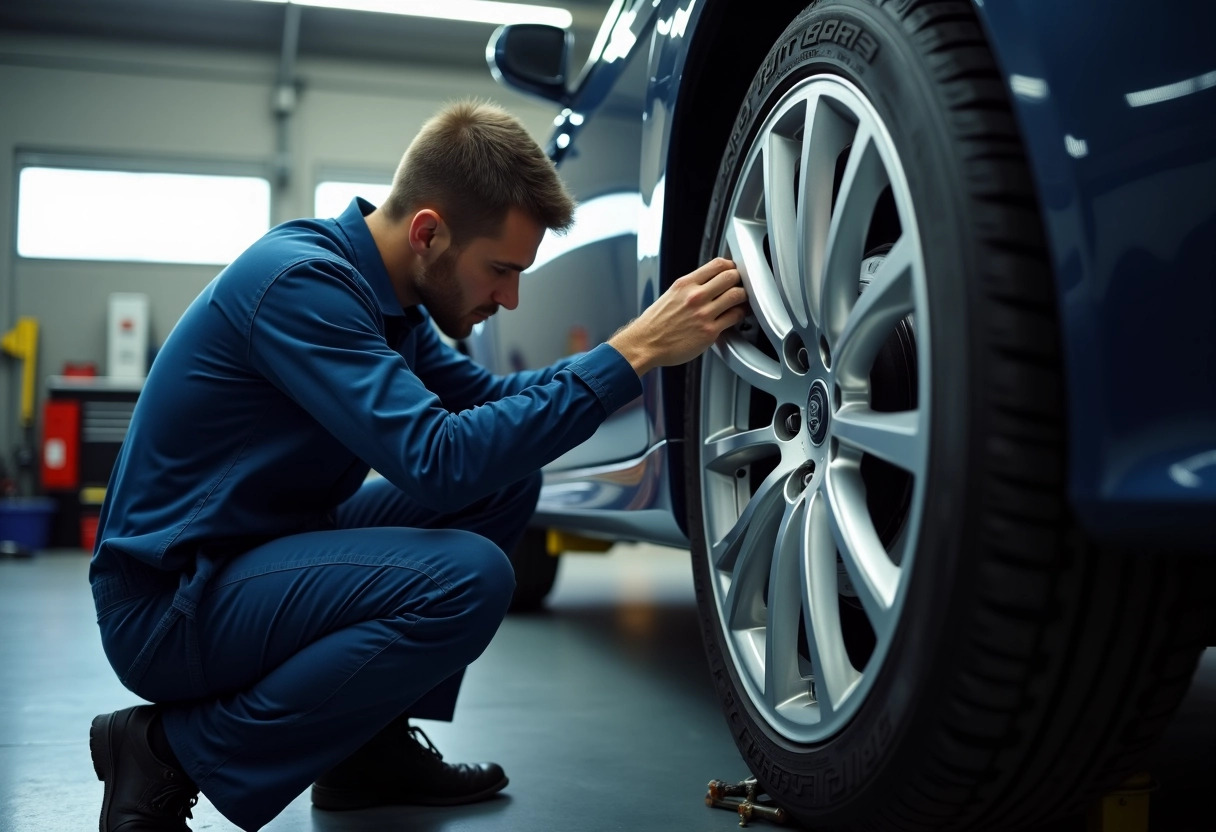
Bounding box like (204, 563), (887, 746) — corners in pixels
(684, 2), (1216, 830)
(506, 528), (560, 612)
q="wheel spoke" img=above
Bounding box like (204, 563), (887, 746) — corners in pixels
(763, 130), (809, 330)
(822, 466), (899, 636)
(834, 235), (917, 387)
(721, 478), (787, 629)
(800, 95), (855, 331)
(711, 463), (790, 572)
(709, 333), (783, 398)
(725, 217), (791, 351)
(765, 493), (809, 709)
(818, 127), (889, 347)
(832, 405), (922, 473)
(702, 424), (781, 475)
(803, 491), (861, 711)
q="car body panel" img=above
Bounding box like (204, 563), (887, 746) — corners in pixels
(972, 0), (1216, 549)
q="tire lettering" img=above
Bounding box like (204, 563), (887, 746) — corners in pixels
(761, 52), (777, 85)
(856, 31), (880, 62)
(799, 20), (824, 49)
(797, 19), (880, 64)
(740, 713), (894, 804)
(778, 35), (799, 63)
(727, 98), (750, 160)
(766, 762), (791, 793)
(826, 764), (846, 799)
(834, 22), (859, 48)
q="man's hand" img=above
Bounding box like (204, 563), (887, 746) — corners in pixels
(608, 257), (748, 376)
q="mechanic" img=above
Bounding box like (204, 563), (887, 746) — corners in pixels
(86, 99), (747, 832)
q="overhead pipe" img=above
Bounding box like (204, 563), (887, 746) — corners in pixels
(273, 2), (302, 192)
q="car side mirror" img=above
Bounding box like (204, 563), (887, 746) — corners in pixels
(486, 24), (571, 104)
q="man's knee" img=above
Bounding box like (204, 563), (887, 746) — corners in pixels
(444, 531), (515, 626)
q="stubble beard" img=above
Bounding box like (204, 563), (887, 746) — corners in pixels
(415, 247), (471, 340)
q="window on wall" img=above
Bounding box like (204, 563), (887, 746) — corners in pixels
(314, 180), (392, 219)
(17, 166), (272, 265)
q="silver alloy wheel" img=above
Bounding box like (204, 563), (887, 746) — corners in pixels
(697, 74), (931, 743)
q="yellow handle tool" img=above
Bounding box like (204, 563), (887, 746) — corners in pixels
(2, 317), (39, 426)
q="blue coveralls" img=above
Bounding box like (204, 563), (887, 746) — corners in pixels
(89, 198), (641, 830)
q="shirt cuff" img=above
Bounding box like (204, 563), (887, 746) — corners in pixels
(567, 342), (643, 414)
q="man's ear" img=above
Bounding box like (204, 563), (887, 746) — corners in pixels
(407, 209), (451, 260)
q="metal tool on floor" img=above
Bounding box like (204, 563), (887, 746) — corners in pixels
(703, 771), (1157, 830)
(705, 776), (789, 827)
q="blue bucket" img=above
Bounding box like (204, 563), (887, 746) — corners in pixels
(0, 497), (57, 552)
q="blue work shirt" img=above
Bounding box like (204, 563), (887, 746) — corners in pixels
(89, 197), (641, 613)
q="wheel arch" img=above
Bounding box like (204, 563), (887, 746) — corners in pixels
(654, 0), (807, 533)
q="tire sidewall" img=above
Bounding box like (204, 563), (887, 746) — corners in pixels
(689, 0), (984, 819)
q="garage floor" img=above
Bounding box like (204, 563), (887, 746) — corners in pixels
(1, 545), (1212, 832)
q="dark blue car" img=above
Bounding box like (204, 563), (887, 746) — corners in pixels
(475, 1), (1216, 828)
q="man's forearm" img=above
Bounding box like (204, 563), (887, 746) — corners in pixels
(607, 324), (660, 377)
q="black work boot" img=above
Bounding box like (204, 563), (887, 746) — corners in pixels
(311, 717), (508, 809)
(90, 705), (199, 831)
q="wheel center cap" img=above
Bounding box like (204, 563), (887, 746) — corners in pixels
(806, 380), (830, 446)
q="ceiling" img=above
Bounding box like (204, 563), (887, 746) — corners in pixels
(0, 0), (613, 70)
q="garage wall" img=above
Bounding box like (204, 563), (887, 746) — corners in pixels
(0, 32), (559, 474)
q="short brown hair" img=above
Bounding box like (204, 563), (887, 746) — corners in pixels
(384, 99), (575, 244)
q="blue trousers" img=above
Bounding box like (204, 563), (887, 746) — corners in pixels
(95, 473), (539, 831)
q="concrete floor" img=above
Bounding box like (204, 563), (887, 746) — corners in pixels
(1, 544), (1212, 832)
